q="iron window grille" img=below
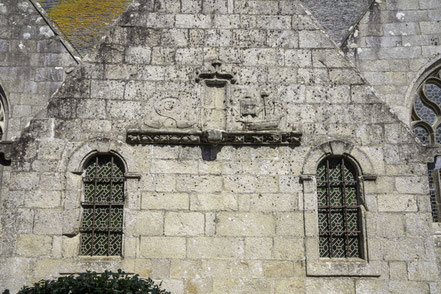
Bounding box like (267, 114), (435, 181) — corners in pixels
(316, 156), (363, 258)
(80, 154), (125, 256)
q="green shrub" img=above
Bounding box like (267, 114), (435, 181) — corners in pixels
(2, 270), (170, 294)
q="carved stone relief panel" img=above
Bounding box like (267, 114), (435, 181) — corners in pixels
(143, 93), (200, 130)
(127, 61), (300, 147)
(196, 61), (237, 130)
(228, 87), (287, 132)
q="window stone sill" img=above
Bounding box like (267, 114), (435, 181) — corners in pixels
(306, 259), (382, 277)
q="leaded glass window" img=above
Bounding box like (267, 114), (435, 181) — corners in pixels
(80, 154), (125, 256)
(428, 157), (441, 222)
(316, 156), (363, 258)
(412, 68), (441, 145)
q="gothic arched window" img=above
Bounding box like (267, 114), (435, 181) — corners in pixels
(412, 68), (441, 145)
(80, 154), (125, 256)
(316, 156), (363, 258)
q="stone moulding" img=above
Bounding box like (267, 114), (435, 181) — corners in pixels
(126, 130), (302, 146)
(0, 141), (13, 160)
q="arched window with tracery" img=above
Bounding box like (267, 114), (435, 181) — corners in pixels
(80, 154), (125, 256)
(316, 156), (363, 258)
(412, 68), (441, 145)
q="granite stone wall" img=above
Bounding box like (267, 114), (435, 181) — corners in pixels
(344, 0), (441, 125)
(0, 1), (440, 294)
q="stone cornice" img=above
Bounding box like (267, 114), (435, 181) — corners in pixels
(126, 130), (302, 146)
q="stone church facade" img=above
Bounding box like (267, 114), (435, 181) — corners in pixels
(0, 0), (441, 293)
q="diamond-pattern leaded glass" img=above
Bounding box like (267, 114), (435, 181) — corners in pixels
(428, 158), (441, 222)
(413, 125), (430, 145)
(80, 154), (125, 256)
(316, 157), (363, 258)
(414, 97), (436, 125)
(412, 69), (441, 145)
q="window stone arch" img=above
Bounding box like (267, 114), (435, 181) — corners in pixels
(79, 153), (126, 256)
(61, 139), (141, 257)
(316, 156), (363, 259)
(301, 141), (380, 277)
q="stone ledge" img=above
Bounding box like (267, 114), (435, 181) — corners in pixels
(126, 129), (302, 146)
(0, 141), (13, 161)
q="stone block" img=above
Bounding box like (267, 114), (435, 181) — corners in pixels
(305, 278), (354, 294)
(395, 176), (426, 194)
(34, 259), (60, 279)
(184, 278), (213, 294)
(299, 31), (335, 48)
(273, 237), (304, 260)
(142, 192), (189, 210)
(245, 237), (272, 259)
(405, 213), (431, 237)
(90, 80), (124, 99)
(190, 193), (237, 211)
(249, 193), (297, 212)
(389, 261), (407, 280)
(151, 159), (198, 174)
(139, 237), (185, 258)
(355, 280), (389, 294)
(129, 211), (163, 236)
(157, 279), (184, 294)
(264, 261), (294, 278)
(243, 48), (281, 66)
(164, 212), (204, 236)
(267, 30), (298, 49)
(377, 194), (417, 212)
(389, 281), (429, 294)
(212, 278), (272, 294)
(24, 190), (61, 208)
(256, 16), (292, 30)
(170, 259), (203, 279)
(16, 234), (52, 256)
(408, 261), (439, 281)
(235, 0), (279, 14)
(224, 175), (257, 193)
(216, 212), (275, 236)
(33, 209), (63, 235)
(175, 14), (212, 29)
(125, 46), (151, 64)
(176, 175), (223, 192)
(383, 238), (425, 261)
(152, 47), (176, 65)
(274, 279), (305, 294)
(187, 237), (244, 259)
(276, 212), (304, 236)
(285, 49), (311, 67)
(10, 172), (39, 191)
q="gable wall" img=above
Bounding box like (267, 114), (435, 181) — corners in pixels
(344, 0), (441, 125)
(0, 0), (440, 293)
(0, 0), (76, 141)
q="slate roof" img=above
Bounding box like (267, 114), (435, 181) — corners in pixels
(36, 0), (374, 54)
(37, 0), (132, 55)
(301, 0), (374, 45)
